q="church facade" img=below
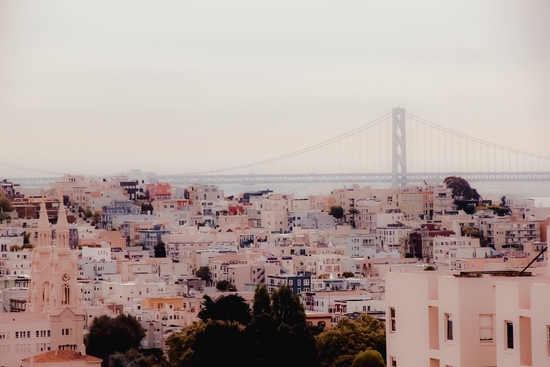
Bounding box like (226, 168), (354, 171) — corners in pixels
(0, 195), (87, 367)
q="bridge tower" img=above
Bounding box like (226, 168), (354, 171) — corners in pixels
(392, 107), (407, 188)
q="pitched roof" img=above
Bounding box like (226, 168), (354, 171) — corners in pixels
(22, 350), (102, 363)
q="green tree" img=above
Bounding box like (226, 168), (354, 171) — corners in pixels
(0, 195), (14, 212)
(10, 244), (22, 252)
(141, 203), (154, 214)
(198, 294), (252, 325)
(92, 212), (102, 225)
(85, 209), (93, 218)
(329, 206), (345, 221)
(351, 350), (386, 367)
(167, 320), (251, 367)
(443, 176), (480, 200)
(461, 226), (489, 247)
(342, 271), (354, 278)
(154, 241), (166, 258)
(108, 348), (168, 367)
(271, 284), (306, 327)
(22, 243), (35, 250)
(86, 314), (146, 366)
(252, 285), (272, 317)
(348, 208), (360, 228)
(246, 284), (318, 367)
(216, 280), (231, 291)
(316, 314), (386, 367)
(23, 231), (31, 245)
(195, 266), (212, 285)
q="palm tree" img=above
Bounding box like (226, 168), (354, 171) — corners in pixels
(348, 208), (360, 229)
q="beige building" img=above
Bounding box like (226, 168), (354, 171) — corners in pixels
(0, 196), (87, 367)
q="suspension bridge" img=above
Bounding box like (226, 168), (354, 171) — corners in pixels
(2, 108), (550, 187)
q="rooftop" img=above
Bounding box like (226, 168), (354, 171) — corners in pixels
(22, 350), (102, 363)
(453, 270), (532, 278)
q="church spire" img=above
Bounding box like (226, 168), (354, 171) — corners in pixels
(56, 188), (70, 248)
(37, 189), (52, 248)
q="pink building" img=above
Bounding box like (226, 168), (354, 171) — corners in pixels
(386, 267), (550, 367)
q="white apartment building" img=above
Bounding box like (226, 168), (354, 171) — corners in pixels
(432, 236), (480, 270)
(377, 225), (412, 253)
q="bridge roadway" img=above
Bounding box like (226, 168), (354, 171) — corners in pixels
(7, 171), (550, 187)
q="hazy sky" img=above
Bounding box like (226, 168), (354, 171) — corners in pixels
(1, 1), (549, 177)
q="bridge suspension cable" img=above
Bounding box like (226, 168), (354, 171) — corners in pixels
(405, 113), (550, 161)
(177, 112), (392, 176)
(0, 161), (65, 177)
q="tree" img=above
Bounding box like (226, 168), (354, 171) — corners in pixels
(252, 285), (272, 317)
(198, 294), (252, 325)
(246, 284), (318, 367)
(23, 231), (31, 245)
(216, 280), (231, 291)
(271, 284), (306, 327)
(10, 244), (21, 252)
(316, 314), (386, 367)
(342, 271), (354, 278)
(195, 266), (212, 285)
(443, 176), (480, 200)
(92, 212), (101, 225)
(461, 226), (489, 247)
(108, 348), (168, 367)
(348, 208), (360, 228)
(141, 203), (154, 214)
(167, 320), (251, 367)
(351, 350), (386, 367)
(86, 314), (146, 366)
(154, 241), (166, 258)
(329, 206), (345, 221)
(0, 194), (14, 212)
(85, 209), (93, 218)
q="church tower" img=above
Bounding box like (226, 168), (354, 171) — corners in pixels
(27, 191), (86, 353)
(27, 192), (54, 313)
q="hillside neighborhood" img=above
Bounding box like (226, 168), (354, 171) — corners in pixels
(0, 172), (549, 367)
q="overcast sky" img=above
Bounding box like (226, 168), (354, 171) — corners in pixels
(0, 1), (549, 177)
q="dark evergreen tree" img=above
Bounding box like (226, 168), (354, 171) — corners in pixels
(154, 241), (166, 258)
(197, 294), (252, 325)
(252, 285), (272, 317)
(86, 314), (146, 366)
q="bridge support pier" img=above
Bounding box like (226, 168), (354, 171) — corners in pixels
(392, 107), (407, 188)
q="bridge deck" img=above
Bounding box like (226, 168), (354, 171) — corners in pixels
(8, 172), (550, 187)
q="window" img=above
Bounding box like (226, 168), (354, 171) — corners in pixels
(445, 314), (453, 341)
(505, 321), (514, 349)
(547, 325), (550, 357)
(479, 315), (494, 343)
(61, 284), (70, 306)
(390, 356), (397, 367)
(389, 307), (396, 332)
